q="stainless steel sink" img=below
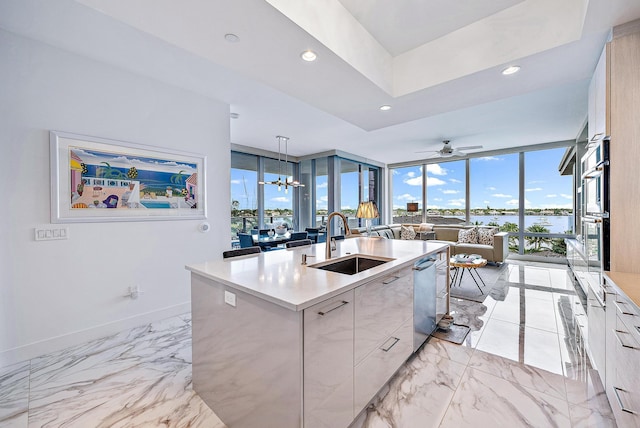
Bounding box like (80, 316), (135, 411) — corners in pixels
(309, 255), (394, 275)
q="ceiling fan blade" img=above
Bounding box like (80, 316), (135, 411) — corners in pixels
(415, 149), (439, 154)
(456, 145), (483, 150)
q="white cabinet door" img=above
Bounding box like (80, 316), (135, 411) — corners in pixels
(354, 266), (413, 364)
(354, 318), (413, 413)
(588, 46), (608, 141)
(304, 290), (354, 428)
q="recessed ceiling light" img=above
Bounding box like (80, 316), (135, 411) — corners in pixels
(224, 33), (240, 43)
(502, 65), (520, 75)
(379, 105), (392, 111)
(300, 50), (317, 62)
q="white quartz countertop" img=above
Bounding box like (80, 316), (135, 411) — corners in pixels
(186, 237), (449, 311)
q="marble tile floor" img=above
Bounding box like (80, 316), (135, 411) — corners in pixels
(0, 262), (616, 427)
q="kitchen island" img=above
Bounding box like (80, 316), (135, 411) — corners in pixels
(186, 237), (449, 428)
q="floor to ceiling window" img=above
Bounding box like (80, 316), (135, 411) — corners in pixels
(425, 160), (466, 222)
(389, 143), (574, 259)
(522, 147), (574, 258)
(230, 152), (258, 240)
(339, 159), (360, 229)
(231, 151), (382, 245)
(263, 157), (294, 229)
(391, 165), (423, 223)
(315, 158), (329, 227)
(470, 153), (519, 252)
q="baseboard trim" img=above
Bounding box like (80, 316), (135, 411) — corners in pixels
(0, 302), (191, 368)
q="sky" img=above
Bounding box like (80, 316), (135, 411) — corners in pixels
(230, 147), (573, 212)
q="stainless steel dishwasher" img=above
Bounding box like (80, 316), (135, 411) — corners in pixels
(413, 255), (437, 350)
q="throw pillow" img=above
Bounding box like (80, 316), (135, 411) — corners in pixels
(478, 227), (498, 246)
(458, 227), (478, 244)
(418, 222), (434, 232)
(400, 225), (417, 240)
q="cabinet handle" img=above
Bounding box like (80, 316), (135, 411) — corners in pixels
(614, 330), (640, 350)
(380, 337), (400, 352)
(317, 300), (348, 316)
(382, 276), (400, 284)
(613, 387), (637, 414)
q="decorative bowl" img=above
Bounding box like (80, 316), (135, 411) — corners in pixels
(275, 227), (287, 236)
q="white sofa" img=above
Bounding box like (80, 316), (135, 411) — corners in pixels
(351, 223), (509, 264)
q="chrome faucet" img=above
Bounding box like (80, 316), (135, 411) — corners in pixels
(325, 212), (351, 259)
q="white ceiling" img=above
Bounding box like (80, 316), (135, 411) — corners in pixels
(2, 0), (640, 165)
(337, 0), (525, 56)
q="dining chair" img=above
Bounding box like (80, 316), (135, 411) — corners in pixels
(286, 239), (313, 248)
(289, 231), (308, 241)
(223, 246), (261, 258)
(238, 233), (255, 248)
(305, 227), (319, 242)
(258, 229), (271, 238)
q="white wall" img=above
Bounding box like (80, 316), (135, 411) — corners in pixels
(0, 29), (230, 365)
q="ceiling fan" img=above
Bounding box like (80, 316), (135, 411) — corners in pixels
(417, 140), (483, 158)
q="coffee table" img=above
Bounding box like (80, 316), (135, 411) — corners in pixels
(449, 256), (488, 293)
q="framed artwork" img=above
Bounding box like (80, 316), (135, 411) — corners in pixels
(50, 131), (207, 223)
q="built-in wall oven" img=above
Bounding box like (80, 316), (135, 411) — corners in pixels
(581, 136), (610, 380)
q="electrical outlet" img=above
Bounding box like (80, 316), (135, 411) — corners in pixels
(224, 290), (236, 307)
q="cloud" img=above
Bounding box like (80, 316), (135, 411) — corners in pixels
(426, 164), (447, 176)
(483, 200), (491, 205)
(528, 180), (545, 184)
(271, 197), (289, 202)
(426, 176), (446, 186)
(318, 196), (328, 202)
(476, 156), (501, 161)
(492, 193), (512, 198)
(433, 198), (443, 201)
(396, 193), (417, 201)
(506, 198), (530, 207)
(448, 198), (465, 207)
(560, 194), (572, 199)
(449, 178), (462, 183)
(526, 187), (543, 192)
(546, 194), (557, 198)
(404, 176), (423, 186)
(230, 179), (242, 184)
(406, 171), (415, 178)
(486, 186), (496, 191)
(441, 189), (459, 194)
(316, 182), (328, 189)
(392, 170), (399, 175)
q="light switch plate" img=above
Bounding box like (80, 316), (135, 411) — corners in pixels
(224, 290), (236, 307)
(35, 226), (69, 241)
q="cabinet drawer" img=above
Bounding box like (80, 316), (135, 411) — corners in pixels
(612, 315), (640, 422)
(354, 267), (413, 364)
(354, 318), (413, 414)
(614, 299), (640, 343)
(304, 290), (354, 428)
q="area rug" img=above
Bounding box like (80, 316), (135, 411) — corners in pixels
(449, 262), (509, 303)
(431, 324), (470, 344)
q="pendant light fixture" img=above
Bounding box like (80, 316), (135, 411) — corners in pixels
(258, 135), (305, 194)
